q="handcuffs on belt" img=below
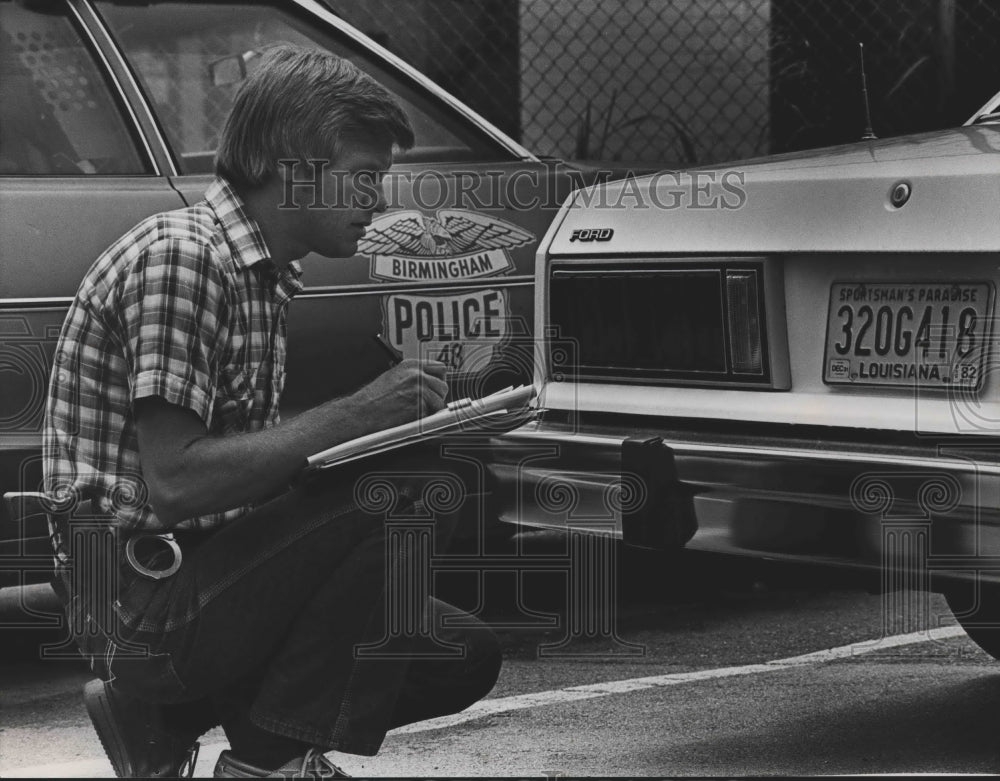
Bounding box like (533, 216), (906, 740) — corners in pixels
(124, 533), (182, 580)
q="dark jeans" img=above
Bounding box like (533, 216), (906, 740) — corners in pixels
(64, 456), (502, 756)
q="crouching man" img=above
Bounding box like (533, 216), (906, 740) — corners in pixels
(43, 45), (500, 778)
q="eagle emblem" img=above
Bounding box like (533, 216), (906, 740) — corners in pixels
(360, 210), (534, 257)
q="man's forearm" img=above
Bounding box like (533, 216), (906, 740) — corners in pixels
(145, 394), (381, 525)
(136, 358), (449, 526)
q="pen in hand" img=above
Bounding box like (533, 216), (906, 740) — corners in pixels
(373, 332), (401, 368)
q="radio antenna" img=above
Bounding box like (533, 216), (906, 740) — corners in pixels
(859, 43), (877, 140)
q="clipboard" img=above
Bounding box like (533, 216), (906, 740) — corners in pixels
(301, 384), (536, 476)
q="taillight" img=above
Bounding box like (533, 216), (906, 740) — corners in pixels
(726, 269), (763, 375)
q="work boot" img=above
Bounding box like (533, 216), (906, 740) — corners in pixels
(83, 678), (200, 778)
(213, 747), (351, 778)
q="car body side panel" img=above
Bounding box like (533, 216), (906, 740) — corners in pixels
(0, 178), (185, 299)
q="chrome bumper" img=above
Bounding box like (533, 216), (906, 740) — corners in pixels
(489, 418), (1000, 587)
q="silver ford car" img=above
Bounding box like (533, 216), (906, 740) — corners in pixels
(490, 91), (1000, 662)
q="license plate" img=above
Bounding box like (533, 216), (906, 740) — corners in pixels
(824, 282), (994, 388)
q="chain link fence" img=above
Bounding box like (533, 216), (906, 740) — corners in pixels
(332, 0), (1000, 167)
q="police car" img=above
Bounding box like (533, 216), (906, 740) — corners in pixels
(0, 0), (631, 598)
(490, 91), (1000, 660)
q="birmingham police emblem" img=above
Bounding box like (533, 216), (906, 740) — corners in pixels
(360, 209), (535, 282)
(360, 209), (537, 375)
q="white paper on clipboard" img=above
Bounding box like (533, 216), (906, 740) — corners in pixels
(302, 384), (536, 475)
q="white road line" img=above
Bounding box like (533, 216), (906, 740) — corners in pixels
(391, 625), (967, 734)
(0, 625), (969, 778)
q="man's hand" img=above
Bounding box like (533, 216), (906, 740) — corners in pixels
(356, 358), (448, 426)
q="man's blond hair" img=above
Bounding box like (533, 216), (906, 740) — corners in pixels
(216, 45), (414, 188)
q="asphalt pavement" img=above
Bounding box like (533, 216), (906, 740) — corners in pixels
(2, 541), (999, 777)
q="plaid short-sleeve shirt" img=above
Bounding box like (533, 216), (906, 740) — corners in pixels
(43, 177), (304, 543)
